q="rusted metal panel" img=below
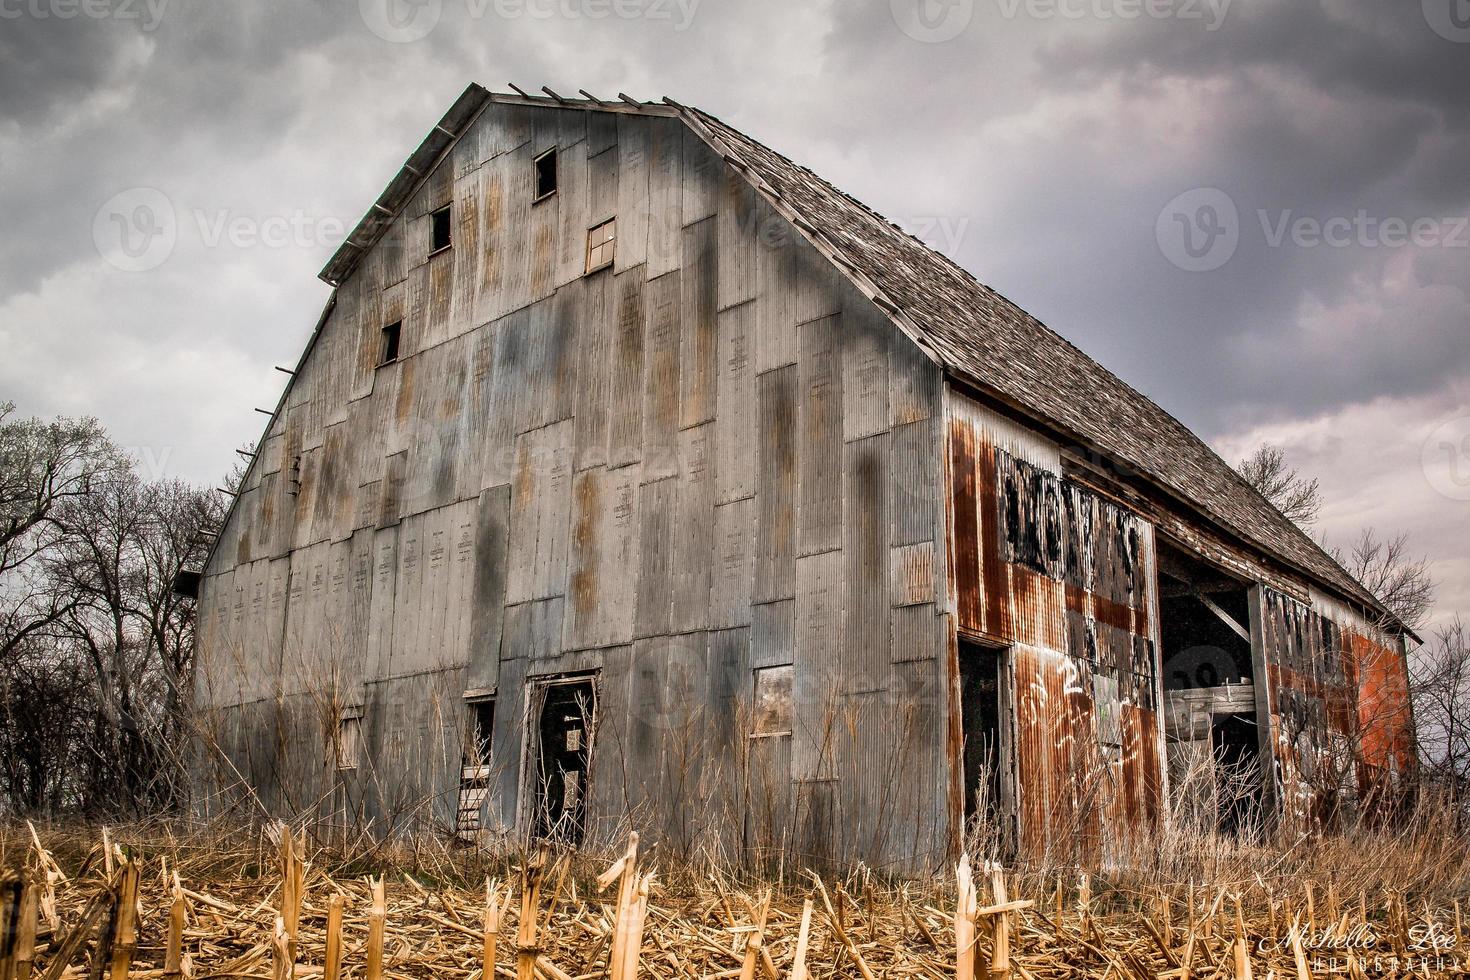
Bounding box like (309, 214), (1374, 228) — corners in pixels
(1254, 585), (1409, 830)
(798, 313), (843, 556)
(947, 389), (1163, 855)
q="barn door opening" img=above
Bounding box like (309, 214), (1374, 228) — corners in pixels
(1157, 541), (1263, 833)
(959, 641), (1011, 844)
(528, 676), (597, 844)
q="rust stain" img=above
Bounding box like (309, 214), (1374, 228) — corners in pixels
(974, 440), (1013, 641)
(947, 418), (983, 631)
(943, 623), (966, 858)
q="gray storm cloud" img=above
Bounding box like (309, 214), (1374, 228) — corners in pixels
(0, 0), (1466, 625)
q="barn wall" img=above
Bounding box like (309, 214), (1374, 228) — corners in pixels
(945, 392), (1164, 863)
(195, 101), (951, 869)
(1252, 586), (1415, 832)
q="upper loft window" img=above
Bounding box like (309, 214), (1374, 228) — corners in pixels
(534, 148), (558, 202)
(430, 204), (452, 253)
(380, 320), (402, 366)
(585, 218), (616, 274)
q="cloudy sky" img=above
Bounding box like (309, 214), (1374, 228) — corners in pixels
(1, 0), (1466, 630)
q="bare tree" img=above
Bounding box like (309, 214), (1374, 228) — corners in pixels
(1410, 620), (1470, 811)
(0, 402), (124, 661)
(0, 402), (219, 816)
(1335, 528), (1435, 634)
(1236, 442), (1323, 527)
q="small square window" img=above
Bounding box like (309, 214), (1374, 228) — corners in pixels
(585, 218), (616, 274)
(534, 149), (558, 202)
(336, 710), (362, 770)
(380, 321), (402, 366)
(430, 205), (452, 253)
(751, 665), (794, 738)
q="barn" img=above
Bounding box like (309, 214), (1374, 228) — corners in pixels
(193, 84), (1416, 869)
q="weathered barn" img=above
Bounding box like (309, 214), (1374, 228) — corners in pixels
(193, 84), (1416, 869)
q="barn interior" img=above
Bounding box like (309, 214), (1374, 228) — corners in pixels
(1157, 541), (1263, 832)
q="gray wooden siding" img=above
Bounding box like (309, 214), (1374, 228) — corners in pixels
(196, 102), (949, 868)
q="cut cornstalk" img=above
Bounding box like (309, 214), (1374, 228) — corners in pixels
(323, 894), (343, 980)
(790, 898), (813, 980)
(956, 856), (978, 980)
(366, 877), (386, 980)
(483, 879), (500, 980)
(106, 858), (140, 980)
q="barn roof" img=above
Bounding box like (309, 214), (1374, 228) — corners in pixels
(316, 84), (1397, 629)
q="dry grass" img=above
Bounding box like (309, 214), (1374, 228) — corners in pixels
(2, 806), (1469, 980)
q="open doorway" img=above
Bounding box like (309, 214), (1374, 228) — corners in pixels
(958, 641), (1010, 845)
(1157, 541), (1263, 832)
(527, 676), (597, 844)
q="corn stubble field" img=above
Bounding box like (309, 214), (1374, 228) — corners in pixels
(2, 811), (1469, 980)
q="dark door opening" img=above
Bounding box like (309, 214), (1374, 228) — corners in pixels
(959, 643), (1006, 831)
(1157, 540), (1264, 833)
(530, 678), (596, 843)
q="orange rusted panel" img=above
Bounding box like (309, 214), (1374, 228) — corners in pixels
(947, 413), (1164, 857)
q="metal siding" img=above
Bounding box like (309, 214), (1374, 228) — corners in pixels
(797, 313), (843, 557)
(640, 270), (681, 482)
(714, 301), (756, 503)
(678, 217), (718, 428)
(754, 365), (797, 603)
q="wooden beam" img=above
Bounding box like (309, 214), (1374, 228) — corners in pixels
(1196, 593), (1251, 644)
